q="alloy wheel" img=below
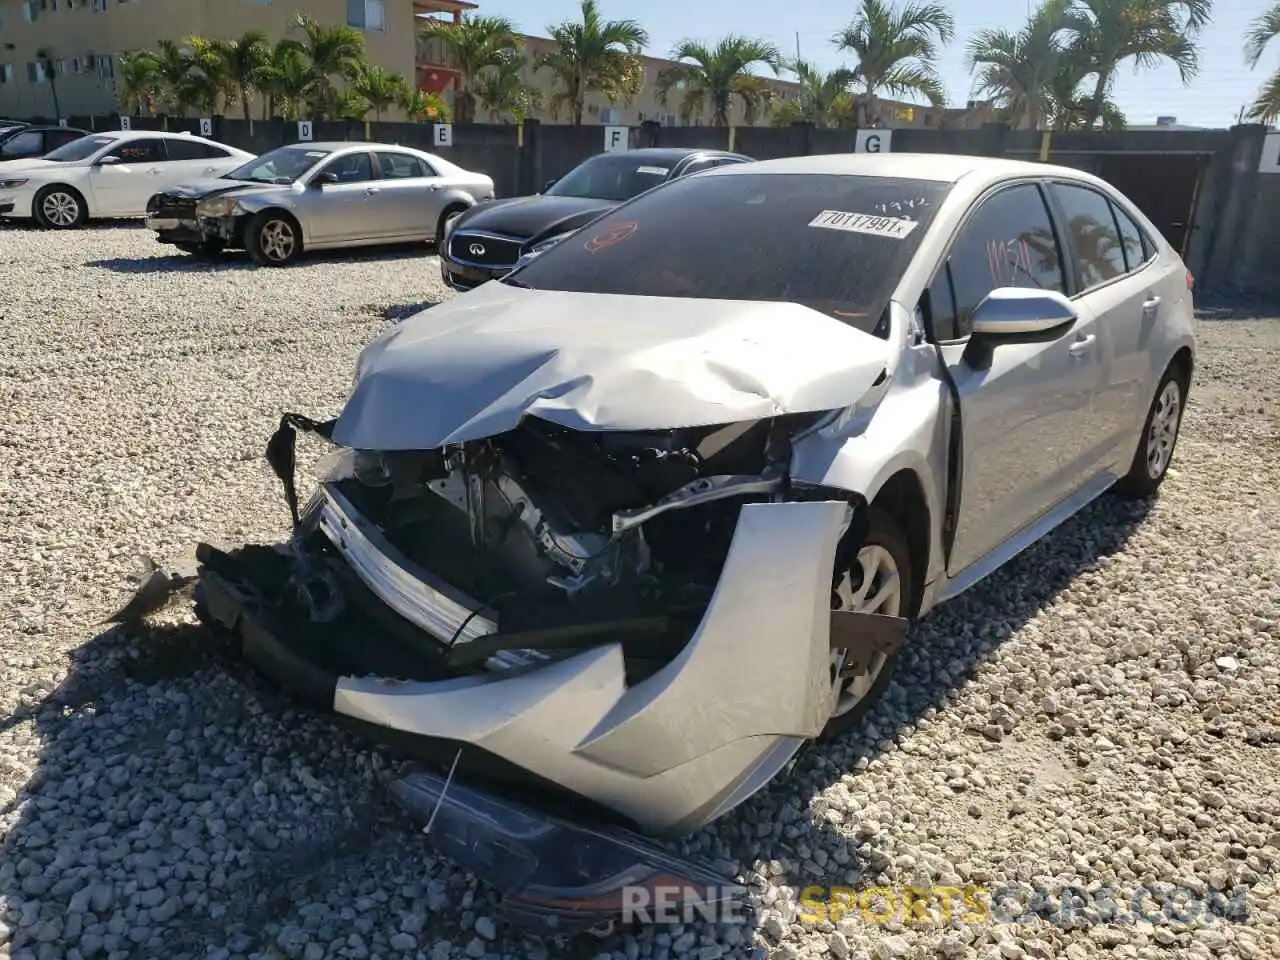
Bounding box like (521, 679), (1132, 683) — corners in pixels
(42, 192), (80, 228)
(260, 219), (296, 263)
(830, 543), (903, 717)
(1145, 380), (1182, 480)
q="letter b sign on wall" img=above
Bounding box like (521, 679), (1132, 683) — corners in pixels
(855, 130), (892, 153)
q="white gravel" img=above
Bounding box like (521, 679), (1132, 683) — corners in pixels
(0, 223), (1278, 960)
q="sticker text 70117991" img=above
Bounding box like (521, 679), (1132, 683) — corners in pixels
(807, 210), (920, 239)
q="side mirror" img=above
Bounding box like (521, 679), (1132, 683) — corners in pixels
(96, 154), (121, 165)
(970, 287), (1078, 337)
(314, 172), (339, 187)
(542, 177), (558, 192)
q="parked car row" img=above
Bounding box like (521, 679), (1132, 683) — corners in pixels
(0, 127), (762, 275)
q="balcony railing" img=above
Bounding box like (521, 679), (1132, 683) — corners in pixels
(416, 36), (457, 70)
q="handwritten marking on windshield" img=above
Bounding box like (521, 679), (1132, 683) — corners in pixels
(585, 221), (638, 253)
(808, 210), (919, 239)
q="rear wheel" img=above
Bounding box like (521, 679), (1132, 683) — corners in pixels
(34, 185), (86, 230)
(822, 507), (913, 739)
(247, 211), (302, 267)
(1114, 363), (1186, 499)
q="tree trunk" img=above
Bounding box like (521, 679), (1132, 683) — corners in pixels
(572, 73), (584, 126)
(1084, 69), (1111, 128)
(49, 77), (61, 121)
(242, 86), (252, 122)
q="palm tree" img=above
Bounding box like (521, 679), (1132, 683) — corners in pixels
(401, 87), (452, 122)
(966, 0), (1072, 130)
(419, 14), (521, 124)
(282, 13), (366, 119)
(536, 0), (648, 126)
(832, 0), (955, 126)
(153, 39), (198, 117)
(474, 55), (543, 123)
(772, 58), (859, 127)
(117, 50), (161, 117)
(352, 64), (407, 122)
(257, 41), (314, 119)
(1066, 0), (1212, 128)
(214, 31), (270, 122)
(1245, 3), (1280, 123)
(333, 88), (370, 121)
(184, 35), (229, 115)
(656, 36), (783, 127)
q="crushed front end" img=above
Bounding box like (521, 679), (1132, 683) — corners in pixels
(175, 409), (905, 931)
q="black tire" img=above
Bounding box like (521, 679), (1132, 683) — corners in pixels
(435, 204), (467, 245)
(821, 506), (914, 740)
(1114, 361), (1187, 499)
(246, 210), (302, 267)
(175, 239), (225, 257)
(33, 185), (87, 230)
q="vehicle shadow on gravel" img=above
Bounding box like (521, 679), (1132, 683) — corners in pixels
(708, 491), (1154, 922)
(85, 243), (437, 275)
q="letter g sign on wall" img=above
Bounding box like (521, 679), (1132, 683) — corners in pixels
(855, 130), (893, 153)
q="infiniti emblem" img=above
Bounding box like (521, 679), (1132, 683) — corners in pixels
(468, 242), (486, 256)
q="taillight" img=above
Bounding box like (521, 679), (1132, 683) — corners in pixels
(1186, 270), (1195, 291)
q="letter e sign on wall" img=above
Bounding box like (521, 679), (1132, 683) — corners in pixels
(433, 123), (453, 148)
(854, 130), (892, 153)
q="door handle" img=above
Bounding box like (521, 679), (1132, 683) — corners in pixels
(365, 187), (380, 194)
(1068, 333), (1096, 357)
(147, 168), (162, 175)
(1142, 295), (1161, 314)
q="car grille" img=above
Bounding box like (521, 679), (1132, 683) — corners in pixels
(448, 232), (522, 268)
(148, 194), (197, 219)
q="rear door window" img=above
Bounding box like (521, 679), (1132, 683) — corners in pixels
(375, 152), (429, 179)
(1111, 201), (1155, 273)
(1048, 182), (1128, 291)
(165, 138), (232, 161)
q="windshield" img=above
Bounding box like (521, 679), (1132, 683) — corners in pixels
(506, 172), (950, 334)
(224, 146), (332, 184)
(43, 134), (115, 163)
(544, 154), (676, 202)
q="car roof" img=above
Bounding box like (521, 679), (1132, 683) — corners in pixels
(303, 141), (424, 151)
(709, 152), (1085, 184)
(19, 125), (89, 133)
(605, 147), (748, 163)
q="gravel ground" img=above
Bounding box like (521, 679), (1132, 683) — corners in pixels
(0, 223), (1277, 960)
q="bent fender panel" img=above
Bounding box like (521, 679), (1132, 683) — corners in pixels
(573, 499), (849, 777)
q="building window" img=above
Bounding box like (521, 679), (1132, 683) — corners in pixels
(27, 60), (47, 83)
(347, 0), (385, 31)
(96, 53), (114, 80)
(0, 65), (13, 85)
(92, 0), (107, 11)
(23, 1), (39, 23)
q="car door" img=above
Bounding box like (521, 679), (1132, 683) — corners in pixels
(371, 151), (440, 239)
(927, 181), (1111, 577)
(303, 151), (378, 245)
(86, 137), (170, 216)
(1047, 181), (1169, 467)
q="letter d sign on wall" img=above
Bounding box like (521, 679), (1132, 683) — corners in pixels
(854, 129), (892, 153)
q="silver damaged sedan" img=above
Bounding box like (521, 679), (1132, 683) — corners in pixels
(144, 141), (495, 265)
(126, 153), (1195, 932)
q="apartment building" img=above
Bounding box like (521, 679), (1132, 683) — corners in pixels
(0, 0), (448, 119)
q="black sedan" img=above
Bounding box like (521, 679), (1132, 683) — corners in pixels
(0, 124), (90, 163)
(439, 147), (752, 290)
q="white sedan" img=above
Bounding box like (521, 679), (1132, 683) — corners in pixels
(0, 130), (254, 229)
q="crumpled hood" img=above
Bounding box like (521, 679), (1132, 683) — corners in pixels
(332, 281), (891, 450)
(453, 194), (617, 241)
(159, 178), (285, 201)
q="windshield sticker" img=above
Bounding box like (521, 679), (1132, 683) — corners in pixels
(635, 165), (669, 176)
(808, 210), (919, 239)
(585, 220), (638, 253)
(305, 151), (327, 158)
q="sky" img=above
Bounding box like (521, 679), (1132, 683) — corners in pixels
(472, 0), (1274, 128)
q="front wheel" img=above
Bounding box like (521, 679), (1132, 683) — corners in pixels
(34, 186), (86, 230)
(246, 211), (302, 267)
(821, 506), (914, 739)
(1114, 364), (1186, 499)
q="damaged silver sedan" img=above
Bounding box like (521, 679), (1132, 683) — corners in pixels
(130, 153), (1196, 932)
